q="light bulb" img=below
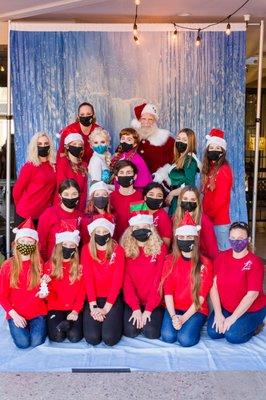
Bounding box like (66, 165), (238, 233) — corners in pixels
(135, 0), (140, 5)
(173, 29), (178, 38)
(196, 34), (201, 46)
(226, 22), (231, 35)
(133, 23), (138, 36)
(134, 35), (140, 45)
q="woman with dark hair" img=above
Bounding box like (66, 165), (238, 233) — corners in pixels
(208, 221), (266, 344)
(57, 102), (100, 164)
(201, 129), (233, 251)
(38, 179), (83, 262)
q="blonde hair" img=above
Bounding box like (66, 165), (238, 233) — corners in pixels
(89, 127), (111, 167)
(174, 128), (197, 170)
(121, 225), (162, 259)
(50, 243), (82, 284)
(173, 186), (201, 230)
(89, 232), (116, 262)
(27, 132), (56, 166)
(10, 242), (42, 289)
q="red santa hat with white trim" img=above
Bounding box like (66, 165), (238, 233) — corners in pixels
(87, 214), (115, 237)
(131, 103), (159, 129)
(55, 229), (80, 246)
(206, 128), (227, 151)
(129, 212), (153, 227)
(174, 212), (201, 237)
(13, 218), (39, 242)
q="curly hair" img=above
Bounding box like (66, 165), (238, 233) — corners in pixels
(121, 225), (162, 259)
(27, 132), (56, 166)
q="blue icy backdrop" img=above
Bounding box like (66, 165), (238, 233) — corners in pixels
(10, 29), (247, 221)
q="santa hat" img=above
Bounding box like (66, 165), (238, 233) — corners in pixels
(55, 230), (80, 246)
(89, 181), (113, 198)
(206, 128), (227, 151)
(131, 103), (159, 129)
(174, 212), (201, 237)
(64, 133), (84, 146)
(13, 218), (39, 242)
(129, 213), (153, 227)
(87, 215), (115, 237)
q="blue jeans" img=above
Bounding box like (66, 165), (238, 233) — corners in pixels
(8, 316), (47, 349)
(214, 224), (230, 251)
(161, 310), (207, 347)
(207, 308), (266, 344)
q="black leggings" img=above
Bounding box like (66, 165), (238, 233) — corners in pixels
(83, 296), (124, 346)
(123, 304), (164, 339)
(47, 310), (83, 343)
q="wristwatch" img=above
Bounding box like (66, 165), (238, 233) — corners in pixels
(92, 304), (98, 309)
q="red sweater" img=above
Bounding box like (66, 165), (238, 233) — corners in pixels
(44, 261), (85, 313)
(57, 121), (100, 165)
(202, 163), (233, 225)
(152, 208), (173, 240)
(214, 250), (266, 313)
(55, 155), (88, 212)
(81, 243), (125, 304)
(0, 259), (47, 320)
(110, 189), (143, 240)
(13, 161), (56, 219)
(38, 205), (83, 262)
(199, 213), (219, 261)
(163, 254), (213, 315)
(124, 244), (168, 312)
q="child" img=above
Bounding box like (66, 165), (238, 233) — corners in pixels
(88, 127), (111, 184)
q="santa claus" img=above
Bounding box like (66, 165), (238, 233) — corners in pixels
(131, 103), (175, 174)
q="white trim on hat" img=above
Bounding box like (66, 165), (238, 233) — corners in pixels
(175, 225), (201, 237)
(13, 228), (39, 242)
(129, 214), (153, 226)
(88, 218), (115, 236)
(89, 181), (112, 197)
(141, 103), (159, 120)
(64, 133), (84, 146)
(206, 135), (227, 150)
(55, 230), (80, 246)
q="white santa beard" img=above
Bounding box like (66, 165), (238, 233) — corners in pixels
(137, 125), (158, 140)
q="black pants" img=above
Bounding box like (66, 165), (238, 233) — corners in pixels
(83, 296), (124, 346)
(47, 310), (83, 343)
(123, 304), (164, 339)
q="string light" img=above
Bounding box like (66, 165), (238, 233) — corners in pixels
(135, 0), (141, 5)
(196, 29), (201, 46)
(172, 23), (178, 39)
(134, 35), (140, 45)
(226, 21), (231, 35)
(132, 1), (140, 44)
(133, 23), (138, 36)
(0, 65), (5, 72)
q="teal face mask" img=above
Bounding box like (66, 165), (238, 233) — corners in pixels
(93, 144), (108, 154)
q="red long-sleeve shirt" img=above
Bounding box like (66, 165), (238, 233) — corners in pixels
(55, 155), (88, 212)
(202, 163), (233, 225)
(163, 254), (213, 315)
(0, 259), (47, 320)
(199, 213), (219, 261)
(124, 244), (168, 312)
(57, 121), (100, 165)
(44, 261), (85, 313)
(153, 208), (173, 240)
(38, 205), (83, 262)
(13, 161), (56, 219)
(81, 243), (125, 305)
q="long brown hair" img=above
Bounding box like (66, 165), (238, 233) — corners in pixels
(174, 128), (197, 170)
(173, 186), (201, 229)
(10, 243), (42, 289)
(201, 146), (228, 191)
(50, 243), (82, 284)
(89, 232), (116, 262)
(63, 149), (87, 177)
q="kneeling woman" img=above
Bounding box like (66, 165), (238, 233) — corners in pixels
(121, 213), (167, 339)
(207, 222), (266, 344)
(81, 216), (125, 346)
(0, 219), (47, 349)
(45, 230), (85, 343)
(161, 212), (213, 347)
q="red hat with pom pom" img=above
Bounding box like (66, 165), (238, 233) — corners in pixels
(206, 128), (227, 150)
(87, 214), (115, 236)
(174, 212), (201, 236)
(13, 218), (39, 242)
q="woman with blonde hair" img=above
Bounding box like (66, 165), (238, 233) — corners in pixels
(44, 230), (85, 343)
(88, 127), (112, 184)
(0, 219), (48, 348)
(81, 216), (125, 346)
(13, 131), (56, 226)
(121, 213), (167, 339)
(153, 128), (201, 216)
(173, 186), (219, 260)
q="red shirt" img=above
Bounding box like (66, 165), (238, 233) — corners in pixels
(55, 155), (88, 212)
(163, 255), (213, 315)
(110, 189), (143, 240)
(44, 261), (85, 313)
(38, 205), (83, 262)
(57, 121), (100, 165)
(214, 250), (266, 313)
(124, 244), (168, 312)
(137, 136), (175, 174)
(152, 208), (173, 240)
(202, 163), (233, 225)
(13, 161), (56, 219)
(0, 259), (47, 320)
(199, 213), (219, 261)
(81, 243), (125, 305)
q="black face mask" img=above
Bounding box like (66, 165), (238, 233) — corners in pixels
(180, 201), (197, 212)
(62, 246), (76, 259)
(117, 175), (134, 188)
(175, 141), (187, 153)
(68, 145), (83, 158)
(132, 228), (152, 242)
(207, 150), (223, 161)
(95, 233), (111, 246)
(79, 115), (93, 127)
(120, 142), (134, 153)
(146, 196), (163, 210)
(37, 145), (50, 157)
(61, 196), (79, 209)
(177, 239), (195, 253)
(93, 196), (108, 210)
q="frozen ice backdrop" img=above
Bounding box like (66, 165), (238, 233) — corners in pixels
(10, 24), (247, 221)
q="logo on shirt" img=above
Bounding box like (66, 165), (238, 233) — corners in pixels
(150, 254), (157, 263)
(109, 251), (117, 265)
(242, 260), (252, 271)
(153, 216), (159, 227)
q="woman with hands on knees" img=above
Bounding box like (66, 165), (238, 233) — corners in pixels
(208, 222), (266, 344)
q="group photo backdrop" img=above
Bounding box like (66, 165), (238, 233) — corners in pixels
(10, 23), (247, 221)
